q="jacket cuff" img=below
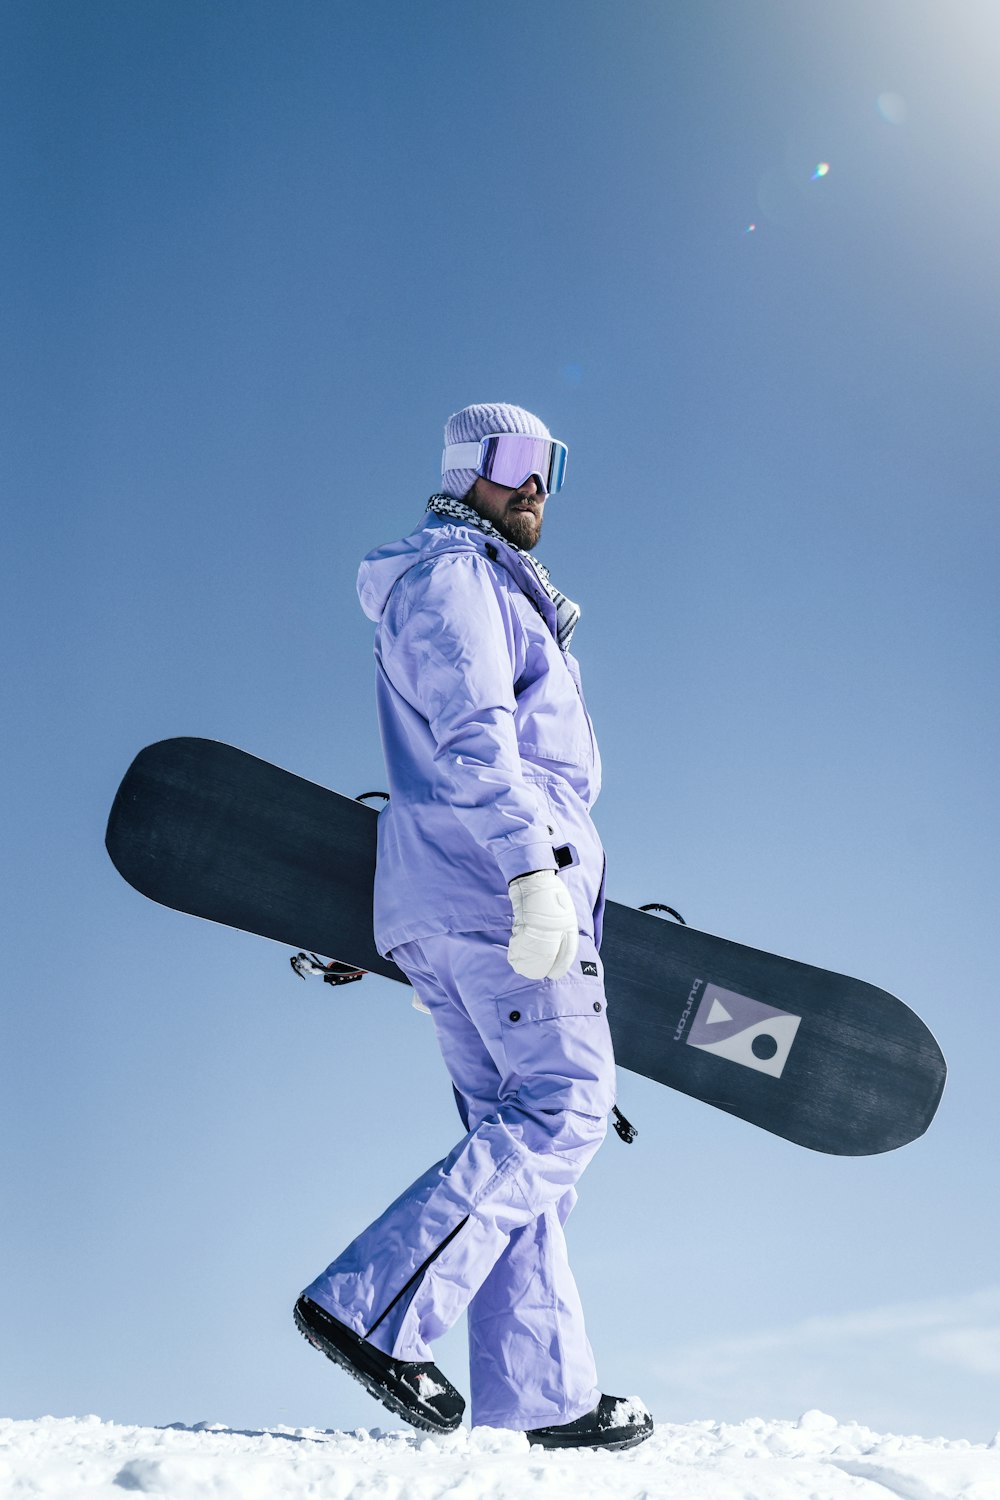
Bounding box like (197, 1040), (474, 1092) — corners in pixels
(496, 839), (558, 885)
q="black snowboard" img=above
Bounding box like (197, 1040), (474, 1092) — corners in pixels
(105, 738), (946, 1156)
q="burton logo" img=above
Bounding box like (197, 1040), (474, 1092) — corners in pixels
(686, 984), (802, 1078)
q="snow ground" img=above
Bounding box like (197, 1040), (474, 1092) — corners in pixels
(2, 1411), (998, 1500)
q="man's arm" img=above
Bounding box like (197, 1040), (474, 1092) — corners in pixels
(380, 551), (557, 883)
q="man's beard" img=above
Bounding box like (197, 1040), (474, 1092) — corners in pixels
(496, 509), (543, 550)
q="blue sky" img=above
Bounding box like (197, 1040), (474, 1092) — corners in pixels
(3, 0), (998, 1441)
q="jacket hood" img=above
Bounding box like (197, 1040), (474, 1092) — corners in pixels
(358, 513), (514, 623)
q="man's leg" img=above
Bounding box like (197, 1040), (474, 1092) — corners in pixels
(301, 928), (614, 1429)
(466, 1189), (600, 1428)
(449, 1055), (598, 1429)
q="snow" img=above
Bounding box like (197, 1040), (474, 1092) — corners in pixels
(2, 1413), (998, 1499)
(414, 1372), (447, 1401)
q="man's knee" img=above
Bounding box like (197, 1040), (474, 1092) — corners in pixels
(495, 1099), (609, 1214)
(514, 1101), (610, 1164)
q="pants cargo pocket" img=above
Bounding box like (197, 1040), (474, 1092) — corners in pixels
(494, 938), (616, 1121)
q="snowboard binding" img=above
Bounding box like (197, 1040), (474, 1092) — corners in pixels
(639, 902), (686, 925)
(290, 952), (366, 986)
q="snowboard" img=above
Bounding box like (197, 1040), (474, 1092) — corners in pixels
(105, 737), (946, 1157)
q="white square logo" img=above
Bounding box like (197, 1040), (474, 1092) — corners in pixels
(687, 983), (802, 1078)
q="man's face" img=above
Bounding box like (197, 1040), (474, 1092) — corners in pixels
(466, 474), (547, 550)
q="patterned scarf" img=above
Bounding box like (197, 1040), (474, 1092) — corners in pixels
(427, 493), (581, 652)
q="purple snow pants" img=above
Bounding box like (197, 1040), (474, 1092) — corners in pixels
(302, 927), (617, 1431)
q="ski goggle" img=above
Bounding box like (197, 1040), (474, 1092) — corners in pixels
(441, 433), (568, 496)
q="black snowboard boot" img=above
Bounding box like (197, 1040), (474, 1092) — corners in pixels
(293, 1295), (465, 1434)
(525, 1393), (653, 1451)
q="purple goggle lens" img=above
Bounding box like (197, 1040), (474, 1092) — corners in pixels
(442, 433), (568, 496)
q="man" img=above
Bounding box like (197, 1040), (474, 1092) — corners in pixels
(295, 403), (652, 1451)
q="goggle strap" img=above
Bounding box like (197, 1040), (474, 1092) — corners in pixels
(441, 442), (483, 472)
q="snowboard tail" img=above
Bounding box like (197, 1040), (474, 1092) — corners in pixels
(106, 738), (946, 1156)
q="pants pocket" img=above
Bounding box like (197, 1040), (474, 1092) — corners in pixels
(494, 939), (616, 1119)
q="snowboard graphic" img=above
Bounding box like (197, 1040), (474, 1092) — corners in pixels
(105, 738), (946, 1156)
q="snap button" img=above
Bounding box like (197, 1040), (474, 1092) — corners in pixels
(509, 1010), (521, 1022)
(593, 1001), (602, 1013)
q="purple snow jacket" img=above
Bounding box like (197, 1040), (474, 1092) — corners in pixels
(357, 513), (606, 958)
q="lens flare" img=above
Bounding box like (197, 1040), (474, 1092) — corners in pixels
(812, 163), (830, 180)
(877, 92), (907, 125)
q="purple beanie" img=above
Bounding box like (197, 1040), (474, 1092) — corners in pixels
(441, 402), (552, 499)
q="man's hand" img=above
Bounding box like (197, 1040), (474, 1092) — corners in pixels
(507, 870), (579, 980)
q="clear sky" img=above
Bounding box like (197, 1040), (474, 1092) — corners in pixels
(3, 0), (998, 1442)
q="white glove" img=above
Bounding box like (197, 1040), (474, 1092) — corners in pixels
(507, 870), (579, 980)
